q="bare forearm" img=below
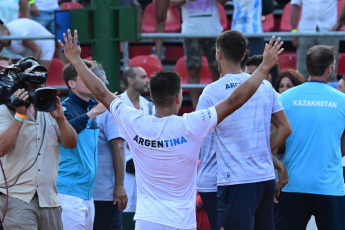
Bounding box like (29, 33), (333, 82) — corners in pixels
(270, 126), (290, 151)
(56, 118), (78, 149)
(0, 120), (23, 157)
(170, 0), (186, 8)
(291, 5), (300, 30)
(111, 139), (125, 187)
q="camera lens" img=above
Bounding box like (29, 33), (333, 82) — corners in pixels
(34, 88), (57, 111)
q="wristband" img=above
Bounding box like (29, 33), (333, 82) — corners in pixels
(28, 0), (35, 5)
(16, 112), (26, 120)
(291, 29), (298, 33)
(14, 115), (24, 123)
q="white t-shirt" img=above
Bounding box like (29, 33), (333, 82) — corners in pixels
(110, 99), (217, 229)
(6, 18), (54, 61)
(196, 99), (217, 192)
(199, 72), (283, 186)
(291, 0), (337, 32)
(181, 0), (222, 35)
(120, 91), (154, 212)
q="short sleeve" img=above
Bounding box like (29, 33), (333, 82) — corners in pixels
(110, 98), (138, 135)
(103, 111), (123, 142)
(0, 105), (13, 133)
(272, 90), (284, 114)
(184, 106), (218, 140)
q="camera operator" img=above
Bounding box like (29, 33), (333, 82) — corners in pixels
(0, 59), (77, 229)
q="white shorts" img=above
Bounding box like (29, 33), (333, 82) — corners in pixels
(135, 219), (196, 230)
(58, 193), (95, 230)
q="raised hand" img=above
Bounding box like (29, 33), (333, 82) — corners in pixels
(58, 29), (81, 64)
(262, 36), (284, 70)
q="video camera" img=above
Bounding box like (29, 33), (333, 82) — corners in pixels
(0, 57), (57, 111)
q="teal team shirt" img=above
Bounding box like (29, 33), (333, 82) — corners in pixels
(279, 82), (345, 196)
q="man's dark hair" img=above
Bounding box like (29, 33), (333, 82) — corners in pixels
(122, 66), (140, 88)
(246, 54), (279, 85)
(150, 70), (181, 107)
(216, 30), (247, 63)
(306, 45), (336, 77)
(246, 55), (263, 68)
(63, 60), (92, 90)
(240, 49), (250, 70)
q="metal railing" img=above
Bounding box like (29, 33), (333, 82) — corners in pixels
(1, 31), (345, 90)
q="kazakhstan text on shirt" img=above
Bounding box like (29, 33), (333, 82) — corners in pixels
(293, 100), (337, 108)
(133, 135), (188, 148)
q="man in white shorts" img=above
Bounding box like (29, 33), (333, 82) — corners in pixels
(59, 29), (283, 230)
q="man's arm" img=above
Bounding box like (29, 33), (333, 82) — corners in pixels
(341, 131), (345, 157)
(0, 89), (29, 157)
(333, 0), (345, 31)
(170, 0), (187, 8)
(50, 97), (78, 149)
(22, 40), (42, 60)
(270, 110), (291, 190)
(20, 0), (30, 18)
(290, 4), (301, 47)
(214, 36), (284, 124)
(270, 110), (292, 151)
(0, 118), (25, 157)
(110, 138), (128, 211)
(59, 30), (116, 111)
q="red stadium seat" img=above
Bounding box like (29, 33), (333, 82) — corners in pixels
(174, 56), (213, 85)
(61, 2), (84, 10)
(46, 58), (66, 87)
(217, 2), (229, 31)
(129, 55), (164, 77)
(262, 13), (275, 32)
(279, 2), (301, 32)
(141, 2), (181, 33)
(337, 53), (345, 75)
(277, 52), (297, 72)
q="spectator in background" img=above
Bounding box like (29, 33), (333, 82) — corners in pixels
(120, 66), (154, 214)
(0, 18), (54, 69)
(171, 0), (225, 110)
(57, 60), (107, 230)
(0, 0), (29, 23)
(29, 0), (59, 34)
(0, 0), (30, 59)
(92, 63), (128, 230)
(246, 54), (279, 86)
(232, 0), (266, 56)
(274, 69), (305, 94)
(276, 45), (345, 230)
(291, 0), (345, 81)
(154, 0), (169, 61)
